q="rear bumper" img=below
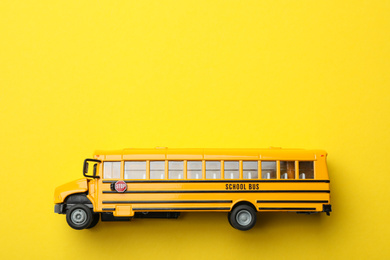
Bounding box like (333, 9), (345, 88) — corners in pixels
(323, 204), (332, 215)
(54, 203), (65, 214)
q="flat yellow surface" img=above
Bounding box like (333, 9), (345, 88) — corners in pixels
(0, 1), (389, 259)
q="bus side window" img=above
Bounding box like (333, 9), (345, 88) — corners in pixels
(150, 161), (165, 179)
(224, 161), (239, 179)
(168, 161), (184, 179)
(124, 161), (146, 179)
(261, 161), (276, 179)
(103, 162), (121, 179)
(280, 161), (295, 179)
(187, 161), (202, 179)
(243, 161), (258, 179)
(206, 161), (221, 179)
(299, 161), (314, 179)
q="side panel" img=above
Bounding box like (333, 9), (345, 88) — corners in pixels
(92, 150), (330, 216)
(95, 180), (330, 215)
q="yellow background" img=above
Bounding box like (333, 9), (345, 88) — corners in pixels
(1, 1), (389, 259)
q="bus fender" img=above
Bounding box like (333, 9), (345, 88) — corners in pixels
(231, 200), (257, 212)
(54, 178), (89, 204)
(55, 193), (93, 214)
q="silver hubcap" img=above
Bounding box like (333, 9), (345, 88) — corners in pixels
(71, 209), (87, 225)
(236, 210), (252, 226)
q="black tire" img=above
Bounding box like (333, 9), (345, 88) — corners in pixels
(66, 204), (93, 230)
(228, 212), (233, 228)
(229, 205), (256, 231)
(87, 214), (100, 229)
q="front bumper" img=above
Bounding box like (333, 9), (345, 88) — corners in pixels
(54, 203), (65, 214)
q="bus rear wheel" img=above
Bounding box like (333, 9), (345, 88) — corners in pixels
(66, 204), (93, 230)
(229, 205), (256, 231)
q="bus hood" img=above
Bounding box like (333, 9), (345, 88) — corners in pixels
(54, 178), (89, 204)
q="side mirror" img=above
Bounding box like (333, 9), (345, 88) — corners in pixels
(83, 159), (101, 178)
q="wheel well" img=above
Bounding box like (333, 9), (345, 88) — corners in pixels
(65, 193), (92, 205)
(231, 201), (257, 212)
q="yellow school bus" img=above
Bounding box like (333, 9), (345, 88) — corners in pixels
(54, 148), (331, 230)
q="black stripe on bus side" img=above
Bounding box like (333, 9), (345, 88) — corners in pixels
(257, 200), (329, 203)
(102, 208), (115, 211)
(102, 200), (233, 204)
(259, 207), (316, 210)
(102, 190), (330, 194)
(133, 207), (230, 211)
(102, 180), (330, 184)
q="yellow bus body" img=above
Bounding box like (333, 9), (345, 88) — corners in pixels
(54, 148), (331, 230)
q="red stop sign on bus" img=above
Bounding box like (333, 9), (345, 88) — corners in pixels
(114, 181), (127, 192)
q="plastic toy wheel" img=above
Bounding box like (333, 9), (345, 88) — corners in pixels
(87, 214), (100, 229)
(66, 204), (93, 230)
(229, 205), (256, 231)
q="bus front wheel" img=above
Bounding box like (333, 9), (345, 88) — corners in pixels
(66, 204), (93, 230)
(229, 205), (256, 231)
(87, 213), (100, 229)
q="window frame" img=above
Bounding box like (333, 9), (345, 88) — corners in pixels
(101, 159), (316, 181)
(242, 160), (259, 179)
(223, 160), (240, 179)
(298, 160), (315, 179)
(187, 160), (203, 180)
(149, 160), (166, 180)
(205, 160), (222, 179)
(124, 161), (147, 180)
(279, 160), (297, 180)
(103, 161), (122, 179)
(260, 160), (277, 179)
(168, 160), (184, 180)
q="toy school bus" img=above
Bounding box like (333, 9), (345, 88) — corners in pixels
(54, 148), (331, 231)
